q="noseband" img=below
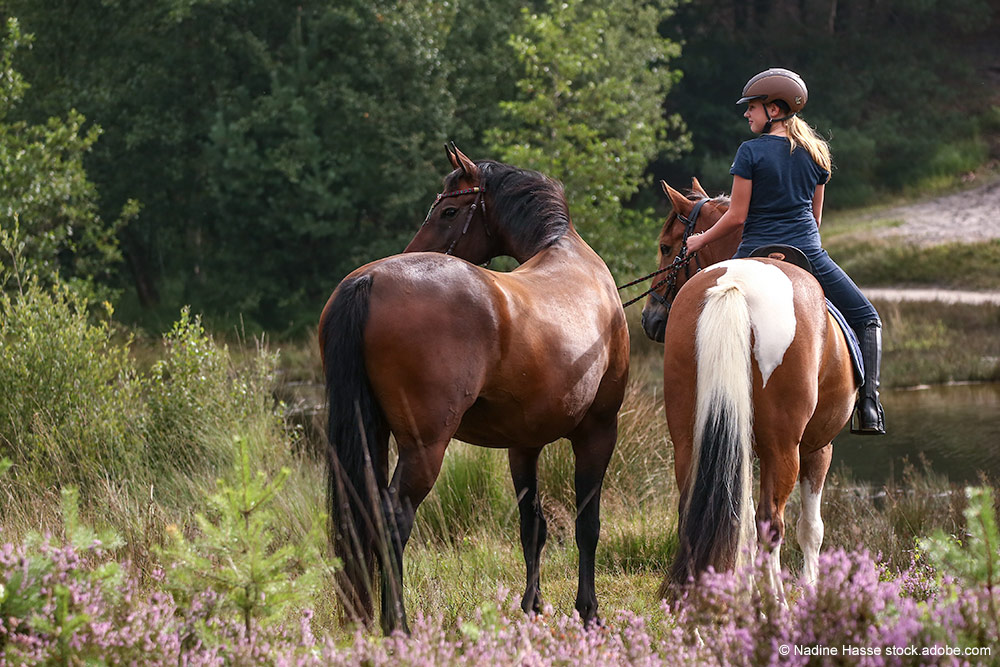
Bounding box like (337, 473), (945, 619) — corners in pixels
(618, 197), (707, 309)
(422, 186), (488, 255)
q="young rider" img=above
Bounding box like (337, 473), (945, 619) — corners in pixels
(684, 67), (885, 435)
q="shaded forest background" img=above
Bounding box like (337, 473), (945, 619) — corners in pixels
(1, 0), (997, 334)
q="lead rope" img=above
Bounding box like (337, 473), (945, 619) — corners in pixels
(618, 248), (698, 308)
(617, 197), (708, 308)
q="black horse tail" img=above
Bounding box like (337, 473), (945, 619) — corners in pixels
(667, 280), (756, 591)
(320, 273), (387, 624)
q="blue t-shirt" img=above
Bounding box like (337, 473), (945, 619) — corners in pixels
(729, 135), (830, 252)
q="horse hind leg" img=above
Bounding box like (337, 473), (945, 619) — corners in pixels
(755, 443), (801, 601)
(570, 414), (618, 625)
(379, 437), (450, 635)
(508, 447), (547, 614)
(796, 444), (832, 586)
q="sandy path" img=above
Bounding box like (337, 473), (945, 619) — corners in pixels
(873, 176), (1000, 246)
(863, 287), (1000, 306)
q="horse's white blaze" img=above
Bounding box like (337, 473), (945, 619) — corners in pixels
(713, 260), (796, 387)
(797, 478), (825, 586)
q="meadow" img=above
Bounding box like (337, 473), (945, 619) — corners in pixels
(2, 225), (1000, 663)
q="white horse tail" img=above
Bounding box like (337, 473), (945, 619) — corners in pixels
(671, 278), (756, 585)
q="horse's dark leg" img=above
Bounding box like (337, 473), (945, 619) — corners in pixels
(379, 439), (449, 635)
(508, 447), (547, 614)
(570, 416), (617, 625)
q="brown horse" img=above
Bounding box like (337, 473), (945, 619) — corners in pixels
(642, 180), (857, 596)
(319, 146), (629, 633)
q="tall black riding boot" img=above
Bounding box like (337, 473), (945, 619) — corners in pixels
(851, 321), (886, 435)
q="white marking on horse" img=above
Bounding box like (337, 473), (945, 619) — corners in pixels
(712, 260), (796, 387)
(797, 478), (824, 586)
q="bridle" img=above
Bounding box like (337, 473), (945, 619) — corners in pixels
(618, 198), (708, 309)
(421, 186), (488, 256)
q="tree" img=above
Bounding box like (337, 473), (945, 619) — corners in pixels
(657, 0), (997, 207)
(3, 1), (464, 331)
(486, 0), (689, 275)
(0, 18), (125, 301)
(197, 1), (457, 329)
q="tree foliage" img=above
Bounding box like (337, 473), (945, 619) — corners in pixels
(0, 0), (995, 330)
(487, 0), (688, 273)
(658, 0), (996, 206)
(0, 18), (126, 302)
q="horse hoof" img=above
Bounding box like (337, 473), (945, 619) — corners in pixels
(521, 591), (544, 616)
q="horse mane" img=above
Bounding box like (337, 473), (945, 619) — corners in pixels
(446, 160), (571, 254)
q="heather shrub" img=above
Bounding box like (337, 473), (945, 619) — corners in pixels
(3, 531), (1000, 664)
(0, 487), (134, 664)
(0, 486), (317, 665)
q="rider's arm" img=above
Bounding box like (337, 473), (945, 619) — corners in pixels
(813, 183), (825, 228)
(686, 175), (751, 253)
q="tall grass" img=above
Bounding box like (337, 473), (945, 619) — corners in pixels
(826, 238), (1000, 290)
(878, 300), (1000, 387)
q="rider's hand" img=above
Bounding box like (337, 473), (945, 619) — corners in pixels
(686, 232), (706, 254)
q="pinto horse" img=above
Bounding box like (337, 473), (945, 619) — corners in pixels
(319, 146), (629, 633)
(642, 179), (857, 595)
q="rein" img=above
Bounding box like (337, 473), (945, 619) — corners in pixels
(422, 186), (488, 255)
(618, 198), (708, 309)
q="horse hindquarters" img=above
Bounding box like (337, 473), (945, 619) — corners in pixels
(668, 281), (756, 587)
(319, 274), (390, 627)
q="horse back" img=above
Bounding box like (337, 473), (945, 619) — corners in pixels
(663, 259), (851, 452)
(334, 246), (628, 448)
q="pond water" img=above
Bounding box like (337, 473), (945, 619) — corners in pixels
(832, 383), (1000, 485)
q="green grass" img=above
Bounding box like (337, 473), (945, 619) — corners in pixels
(825, 238), (1000, 290)
(877, 300), (1000, 387)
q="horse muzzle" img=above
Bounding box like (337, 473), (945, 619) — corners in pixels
(641, 303), (668, 343)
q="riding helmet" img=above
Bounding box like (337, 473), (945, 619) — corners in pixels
(737, 68), (808, 112)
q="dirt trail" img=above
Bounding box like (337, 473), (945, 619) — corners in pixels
(874, 176), (1000, 246)
(863, 287), (1000, 306)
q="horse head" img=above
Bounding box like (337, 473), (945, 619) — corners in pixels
(404, 143), (496, 265)
(640, 179), (734, 343)
(406, 144), (572, 265)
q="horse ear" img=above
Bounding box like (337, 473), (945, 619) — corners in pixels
(660, 180), (692, 213)
(691, 177), (709, 198)
(449, 142), (479, 179)
(445, 142), (461, 170)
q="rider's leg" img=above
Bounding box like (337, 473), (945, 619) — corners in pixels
(806, 249), (886, 435)
(852, 320), (885, 434)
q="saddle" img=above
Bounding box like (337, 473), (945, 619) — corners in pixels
(749, 244), (864, 385)
(748, 244), (813, 273)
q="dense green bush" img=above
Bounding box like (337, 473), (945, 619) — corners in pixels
(0, 275), (142, 493)
(1, 234), (296, 538)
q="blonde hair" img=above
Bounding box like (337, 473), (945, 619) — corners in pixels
(785, 115), (832, 181)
